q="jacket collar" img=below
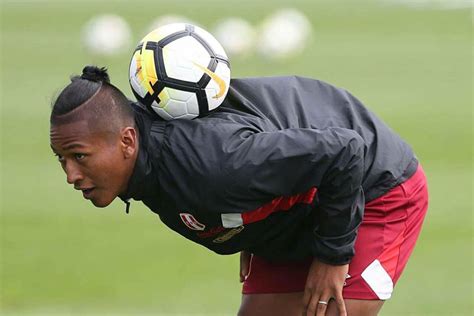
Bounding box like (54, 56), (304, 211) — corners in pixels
(118, 103), (161, 204)
(119, 145), (158, 202)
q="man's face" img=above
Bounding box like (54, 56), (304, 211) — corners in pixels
(50, 120), (134, 207)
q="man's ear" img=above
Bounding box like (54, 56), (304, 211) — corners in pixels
(121, 127), (138, 158)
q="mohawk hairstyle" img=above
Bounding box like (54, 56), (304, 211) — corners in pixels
(50, 66), (134, 130)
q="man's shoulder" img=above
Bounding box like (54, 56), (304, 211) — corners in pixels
(230, 75), (344, 99)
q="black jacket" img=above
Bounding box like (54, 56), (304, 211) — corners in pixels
(119, 76), (418, 265)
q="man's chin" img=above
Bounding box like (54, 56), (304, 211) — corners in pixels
(90, 197), (114, 208)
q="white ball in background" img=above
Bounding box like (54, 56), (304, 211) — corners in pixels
(257, 8), (312, 59)
(147, 15), (198, 32)
(213, 18), (256, 57)
(82, 14), (132, 56)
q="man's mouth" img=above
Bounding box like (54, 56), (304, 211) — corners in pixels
(81, 188), (95, 199)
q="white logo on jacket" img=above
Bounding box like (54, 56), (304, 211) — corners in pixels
(179, 213), (206, 231)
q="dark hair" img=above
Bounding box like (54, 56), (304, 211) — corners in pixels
(52, 66), (110, 116)
(50, 66), (134, 128)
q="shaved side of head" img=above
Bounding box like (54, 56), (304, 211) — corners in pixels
(50, 66), (135, 138)
(51, 84), (134, 136)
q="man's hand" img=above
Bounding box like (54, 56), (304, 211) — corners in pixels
(302, 259), (348, 316)
(240, 251), (251, 282)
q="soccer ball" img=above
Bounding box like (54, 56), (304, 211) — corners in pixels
(129, 23), (231, 120)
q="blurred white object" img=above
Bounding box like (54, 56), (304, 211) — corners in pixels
(213, 18), (256, 57)
(257, 8), (312, 59)
(82, 14), (132, 56)
(148, 15), (198, 32)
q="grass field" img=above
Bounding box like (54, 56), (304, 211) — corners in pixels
(1, 0), (472, 315)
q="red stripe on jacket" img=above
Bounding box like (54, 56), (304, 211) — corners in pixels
(242, 187), (318, 225)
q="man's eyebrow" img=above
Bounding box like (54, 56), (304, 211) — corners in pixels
(63, 143), (86, 150)
(50, 143), (85, 152)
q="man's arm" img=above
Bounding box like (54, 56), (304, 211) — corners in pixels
(222, 127), (366, 264)
(222, 126), (364, 316)
(162, 119), (365, 263)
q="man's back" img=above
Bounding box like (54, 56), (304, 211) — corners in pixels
(208, 76), (417, 201)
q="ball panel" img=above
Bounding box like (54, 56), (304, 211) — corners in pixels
(204, 61), (231, 110)
(158, 88), (170, 106)
(191, 60), (212, 84)
(186, 94), (200, 115)
(205, 87), (218, 110)
(165, 87), (194, 102)
(164, 99), (189, 117)
(140, 49), (158, 94)
(162, 36), (211, 83)
(130, 49), (158, 97)
(129, 52), (148, 98)
(151, 101), (174, 121)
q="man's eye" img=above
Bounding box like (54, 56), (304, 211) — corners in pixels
(74, 153), (86, 160)
(55, 154), (64, 162)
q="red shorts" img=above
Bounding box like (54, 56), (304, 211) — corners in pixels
(242, 164), (428, 300)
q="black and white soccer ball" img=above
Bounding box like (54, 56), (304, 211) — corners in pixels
(129, 23), (231, 120)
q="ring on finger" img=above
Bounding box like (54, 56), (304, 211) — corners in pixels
(318, 300), (328, 305)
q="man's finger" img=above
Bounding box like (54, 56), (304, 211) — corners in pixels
(302, 287), (312, 315)
(335, 293), (347, 316)
(314, 295), (330, 316)
(239, 251), (251, 282)
(306, 295), (320, 316)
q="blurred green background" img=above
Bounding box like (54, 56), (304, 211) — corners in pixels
(1, 0), (472, 315)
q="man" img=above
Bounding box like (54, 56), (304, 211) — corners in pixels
(50, 66), (428, 316)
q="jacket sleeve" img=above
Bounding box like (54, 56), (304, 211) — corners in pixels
(221, 126), (366, 265)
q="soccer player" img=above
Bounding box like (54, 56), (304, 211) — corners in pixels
(50, 66), (428, 316)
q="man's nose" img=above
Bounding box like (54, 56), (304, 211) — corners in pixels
(65, 162), (84, 184)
